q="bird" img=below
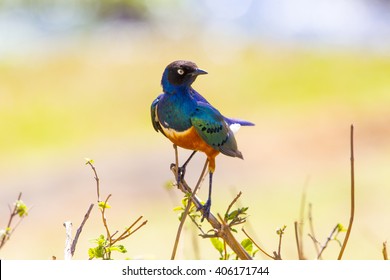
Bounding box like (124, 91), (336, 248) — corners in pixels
(151, 60), (254, 220)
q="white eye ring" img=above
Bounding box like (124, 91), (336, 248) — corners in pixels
(177, 68), (185, 75)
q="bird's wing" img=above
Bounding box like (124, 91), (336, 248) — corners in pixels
(151, 94), (165, 135)
(191, 102), (243, 159)
(191, 88), (255, 128)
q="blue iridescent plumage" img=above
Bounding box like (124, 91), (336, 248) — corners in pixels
(151, 60), (254, 219)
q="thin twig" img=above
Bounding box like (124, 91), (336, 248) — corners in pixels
(101, 194), (112, 244)
(0, 192), (24, 250)
(317, 224), (338, 259)
(308, 203), (321, 258)
(171, 199), (192, 260)
(275, 227), (285, 260)
(112, 217), (148, 244)
(224, 191), (242, 222)
(126, 219), (148, 238)
(70, 203), (94, 256)
(294, 221), (304, 259)
(337, 124), (355, 260)
(86, 161), (100, 202)
(382, 242), (388, 260)
(223, 239), (228, 260)
(112, 216), (143, 244)
(171, 144), (185, 260)
(171, 157), (209, 260)
(63, 221), (73, 260)
(242, 228), (275, 260)
(298, 177), (309, 259)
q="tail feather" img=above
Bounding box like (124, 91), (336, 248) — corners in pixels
(225, 117), (255, 127)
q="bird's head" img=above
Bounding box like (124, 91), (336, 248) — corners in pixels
(161, 60), (207, 93)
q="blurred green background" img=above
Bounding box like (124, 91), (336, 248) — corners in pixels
(1, 0), (390, 260)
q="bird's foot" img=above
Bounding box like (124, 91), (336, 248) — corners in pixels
(170, 163), (186, 186)
(198, 199), (211, 222)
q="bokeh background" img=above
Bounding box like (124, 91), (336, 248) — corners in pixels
(1, 0), (390, 260)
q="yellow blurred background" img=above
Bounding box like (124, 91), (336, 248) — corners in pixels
(1, 0), (390, 260)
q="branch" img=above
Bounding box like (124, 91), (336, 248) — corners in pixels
(111, 216), (147, 246)
(274, 226), (286, 260)
(171, 146), (208, 260)
(63, 221), (73, 260)
(317, 224), (338, 259)
(297, 177), (309, 259)
(85, 159), (100, 202)
(294, 221), (304, 260)
(337, 124), (355, 260)
(224, 191), (242, 221)
(170, 165), (252, 260)
(0, 192), (25, 250)
(71, 203), (94, 256)
(242, 227), (275, 260)
(383, 242), (388, 260)
(101, 194), (112, 244)
(308, 203), (321, 258)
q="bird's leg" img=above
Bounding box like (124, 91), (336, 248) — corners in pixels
(200, 171), (213, 222)
(177, 151), (197, 184)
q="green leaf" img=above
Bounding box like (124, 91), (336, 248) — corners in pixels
(226, 210), (238, 221)
(88, 235), (108, 259)
(15, 200), (28, 217)
(88, 248), (96, 259)
(88, 245), (105, 259)
(108, 244), (127, 254)
(85, 158), (94, 165)
(276, 225), (287, 235)
(163, 180), (175, 190)
(173, 206), (184, 212)
(337, 223), (347, 232)
(210, 237), (224, 254)
(241, 238), (253, 254)
(98, 201), (111, 209)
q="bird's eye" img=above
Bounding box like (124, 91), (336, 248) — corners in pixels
(177, 68), (185, 75)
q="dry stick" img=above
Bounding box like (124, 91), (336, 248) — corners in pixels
(70, 203), (94, 256)
(337, 124), (355, 260)
(224, 191), (242, 220)
(86, 161), (100, 202)
(0, 192), (23, 249)
(171, 158), (209, 260)
(170, 144), (188, 260)
(242, 228), (275, 260)
(170, 165), (252, 260)
(308, 203), (321, 258)
(317, 224), (338, 259)
(297, 177), (309, 259)
(383, 242), (388, 260)
(294, 221), (303, 260)
(101, 194), (113, 243)
(63, 221), (73, 260)
(111, 216), (147, 246)
(274, 229), (284, 260)
(223, 237), (228, 260)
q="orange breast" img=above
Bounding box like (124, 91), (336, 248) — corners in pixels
(161, 125), (219, 171)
